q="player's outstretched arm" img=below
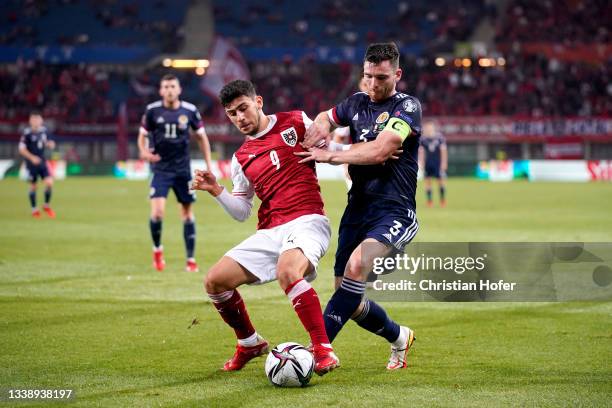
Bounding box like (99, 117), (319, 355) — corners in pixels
(195, 128), (213, 170)
(441, 143), (448, 176)
(191, 169), (253, 222)
(418, 145), (425, 170)
(303, 111), (334, 148)
(137, 129), (160, 162)
(296, 130), (405, 166)
(191, 169), (223, 195)
(18, 143), (41, 165)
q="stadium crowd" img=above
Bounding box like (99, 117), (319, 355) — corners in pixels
(213, 0), (492, 49)
(1, 0), (186, 50)
(1, 53), (608, 123)
(0, 0), (608, 122)
(495, 0), (610, 44)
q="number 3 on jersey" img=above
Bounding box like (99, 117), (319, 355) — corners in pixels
(270, 150), (280, 170)
(389, 220), (403, 236)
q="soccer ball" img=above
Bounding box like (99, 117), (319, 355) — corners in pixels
(264, 342), (314, 387)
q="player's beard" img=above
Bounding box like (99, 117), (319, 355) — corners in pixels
(371, 88), (388, 102)
(246, 110), (262, 136)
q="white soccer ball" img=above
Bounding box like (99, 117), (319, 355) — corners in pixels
(264, 342), (314, 387)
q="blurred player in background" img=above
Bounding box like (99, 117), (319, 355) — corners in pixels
(419, 120), (447, 207)
(298, 42), (420, 370)
(191, 80), (339, 376)
(137, 74), (212, 272)
(18, 111), (56, 218)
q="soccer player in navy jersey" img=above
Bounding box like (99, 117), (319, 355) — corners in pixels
(18, 111), (56, 218)
(137, 74), (212, 272)
(298, 42), (420, 369)
(419, 120), (448, 207)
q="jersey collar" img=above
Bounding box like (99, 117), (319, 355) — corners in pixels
(249, 114), (277, 139)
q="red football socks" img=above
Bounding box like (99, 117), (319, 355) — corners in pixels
(285, 279), (330, 346)
(208, 290), (256, 340)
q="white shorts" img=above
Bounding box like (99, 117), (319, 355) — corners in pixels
(225, 214), (331, 285)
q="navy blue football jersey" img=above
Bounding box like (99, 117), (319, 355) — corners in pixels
(420, 133), (446, 167)
(19, 126), (51, 163)
(329, 91), (422, 210)
(141, 100), (204, 175)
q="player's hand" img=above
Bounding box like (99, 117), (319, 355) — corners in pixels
(140, 151), (161, 163)
(302, 121), (331, 149)
(191, 169), (222, 195)
(30, 156), (41, 165)
(390, 149), (403, 160)
(295, 148), (332, 164)
(46, 140), (56, 150)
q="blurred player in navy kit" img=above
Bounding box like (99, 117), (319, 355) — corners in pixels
(137, 74), (213, 273)
(18, 111), (56, 218)
(298, 42), (420, 370)
(419, 120), (448, 207)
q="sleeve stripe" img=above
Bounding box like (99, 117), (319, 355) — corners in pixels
(327, 108), (341, 127)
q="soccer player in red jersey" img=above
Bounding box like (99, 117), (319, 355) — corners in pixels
(191, 80), (339, 376)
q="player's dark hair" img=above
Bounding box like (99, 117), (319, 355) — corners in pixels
(364, 42), (400, 68)
(219, 80), (257, 107)
(29, 110), (42, 117)
(160, 74), (179, 84)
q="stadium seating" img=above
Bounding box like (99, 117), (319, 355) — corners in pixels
(495, 0), (610, 43)
(0, 0), (189, 51)
(213, 0), (487, 48)
(0, 0), (608, 122)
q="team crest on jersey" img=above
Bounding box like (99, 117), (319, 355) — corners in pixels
(403, 99), (417, 113)
(156, 116), (165, 124)
(376, 112), (390, 124)
(373, 112), (390, 133)
(280, 127), (298, 146)
(178, 114), (189, 129)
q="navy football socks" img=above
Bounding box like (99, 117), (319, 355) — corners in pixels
(352, 298), (401, 343)
(440, 186), (446, 202)
(44, 187), (52, 205)
(426, 188), (432, 203)
(149, 218), (162, 248)
(323, 277), (366, 342)
(28, 191), (36, 209)
(183, 219), (196, 259)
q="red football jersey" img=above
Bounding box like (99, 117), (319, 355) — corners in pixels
(231, 111), (325, 229)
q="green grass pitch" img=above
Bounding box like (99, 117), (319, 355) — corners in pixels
(1, 178), (611, 407)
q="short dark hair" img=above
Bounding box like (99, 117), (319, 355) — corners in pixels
(160, 74), (179, 84)
(364, 42), (400, 68)
(29, 110), (42, 117)
(219, 80), (257, 107)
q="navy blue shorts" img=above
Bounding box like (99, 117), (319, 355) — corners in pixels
(149, 172), (195, 204)
(425, 163), (441, 178)
(334, 199), (419, 277)
(26, 162), (49, 183)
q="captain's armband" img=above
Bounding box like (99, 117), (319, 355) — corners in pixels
(384, 118), (412, 141)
